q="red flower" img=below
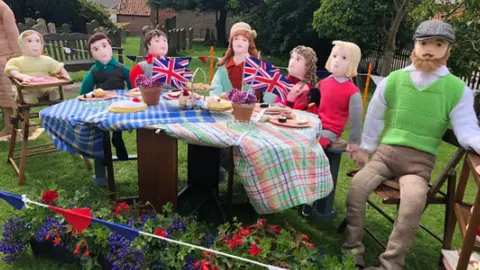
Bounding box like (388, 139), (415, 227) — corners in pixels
(249, 244), (262, 256)
(194, 262), (201, 268)
(53, 237), (61, 245)
(239, 226), (251, 236)
(41, 190), (59, 204)
(74, 248), (80, 254)
(114, 201), (130, 214)
(269, 225), (281, 234)
(226, 234), (243, 250)
(154, 228), (167, 238)
(83, 250), (89, 257)
(302, 234), (309, 240)
(304, 242), (314, 248)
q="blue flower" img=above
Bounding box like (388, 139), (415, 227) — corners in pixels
(107, 233), (145, 270)
(0, 217), (29, 264)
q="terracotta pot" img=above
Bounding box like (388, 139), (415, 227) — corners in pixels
(232, 103), (255, 121)
(140, 87), (162, 105)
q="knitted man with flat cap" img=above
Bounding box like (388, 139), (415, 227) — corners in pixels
(342, 19), (480, 270)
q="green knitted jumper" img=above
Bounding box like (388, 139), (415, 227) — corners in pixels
(381, 69), (464, 155)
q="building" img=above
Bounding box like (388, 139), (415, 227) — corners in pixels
(89, 0), (119, 23)
(116, 0), (175, 35)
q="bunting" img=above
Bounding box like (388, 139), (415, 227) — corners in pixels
(0, 191), (287, 270)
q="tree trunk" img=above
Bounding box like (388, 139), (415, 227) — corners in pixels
(380, 0), (410, 77)
(215, 9), (227, 47)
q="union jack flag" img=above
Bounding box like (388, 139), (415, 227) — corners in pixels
(152, 57), (193, 89)
(174, 57), (192, 68)
(243, 57), (293, 101)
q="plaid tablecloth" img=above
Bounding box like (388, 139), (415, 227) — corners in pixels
(39, 90), (215, 159)
(151, 110), (333, 214)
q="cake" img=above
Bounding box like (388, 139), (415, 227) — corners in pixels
(206, 97), (232, 111)
(93, 88), (105, 97)
(108, 100), (147, 113)
(127, 88), (142, 97)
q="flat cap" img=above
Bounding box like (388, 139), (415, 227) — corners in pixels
(413, 19), (455, 43)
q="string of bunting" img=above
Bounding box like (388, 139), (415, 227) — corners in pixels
(43, 42), (383, 83)
(0, 190), (286, 270)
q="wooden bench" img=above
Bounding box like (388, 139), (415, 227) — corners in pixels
(43, 33), (124, 72)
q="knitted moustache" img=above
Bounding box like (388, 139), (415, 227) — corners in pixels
(229, 22), (257, 39)
(18, 30), (44, 55)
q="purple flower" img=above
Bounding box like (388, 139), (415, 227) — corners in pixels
(135, 74), (163, 89)
(0, 217), (28, 264)
(226, 88), (257, 104)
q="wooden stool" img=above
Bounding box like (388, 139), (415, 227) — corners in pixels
(6, 76), (90, 185)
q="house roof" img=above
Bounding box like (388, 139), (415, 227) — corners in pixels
(117, 0), (176, 17)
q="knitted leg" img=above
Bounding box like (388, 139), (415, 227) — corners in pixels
(0, 107), (13, 137)
(377, 174), (429, 270)
(341, 152), (395, 267)
(48, 89), (60, 101)
(319, 137), (331, 148)
(111, 131), (128, 160)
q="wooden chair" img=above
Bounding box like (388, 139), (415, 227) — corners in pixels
(6, 75), (91, 185)
(338, 129), (465, 251)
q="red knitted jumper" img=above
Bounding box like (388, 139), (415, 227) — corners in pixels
(276, 75), (313, 110)
(318, 77), (360, 138)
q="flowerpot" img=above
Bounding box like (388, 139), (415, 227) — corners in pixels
(30, 239), (80, 265)
(140, 87), (162, 106)
(232, 103), (255, 121)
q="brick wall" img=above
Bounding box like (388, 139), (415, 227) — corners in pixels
(117, 15), (151, 35)
(169, 11), (237, 40)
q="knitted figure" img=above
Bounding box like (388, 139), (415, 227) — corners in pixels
(317, 41), (362, 150)
(342, 20), (480, 270)
(80, 33), (132, 185)
(130, 29), (168, 87)
(4, 30), (71, 104)
(210, 22), (260, 99)
(273, 46), (318, 109)
(0, 0), (21, 137)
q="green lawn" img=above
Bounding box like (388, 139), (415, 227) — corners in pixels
(0, 37), (478, 269)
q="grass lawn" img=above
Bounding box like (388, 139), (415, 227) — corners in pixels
(0, 37), (478, 269)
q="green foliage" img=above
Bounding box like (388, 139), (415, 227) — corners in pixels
(312, 0), (415, 53)
(6, 0), (113, 33)
(411, 0), (480, 77)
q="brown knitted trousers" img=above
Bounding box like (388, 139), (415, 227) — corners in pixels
(341, 144), (436, 269)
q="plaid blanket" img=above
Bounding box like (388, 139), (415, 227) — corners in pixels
(39, 90), (215, 159)
(154, 110), (333, 214)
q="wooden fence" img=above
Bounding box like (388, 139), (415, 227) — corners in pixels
(360, 48), (480, 90)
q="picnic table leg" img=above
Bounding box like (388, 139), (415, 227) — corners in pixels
(103, 131), (116, 199)
(137, 128), (178, 212)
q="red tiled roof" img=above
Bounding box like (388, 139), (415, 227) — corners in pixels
(117, 0), (176, 17)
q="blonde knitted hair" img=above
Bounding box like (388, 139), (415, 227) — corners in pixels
(290, 45), (318, 85)
(18, 30), (44, 55)
(325, 40), (361, 78)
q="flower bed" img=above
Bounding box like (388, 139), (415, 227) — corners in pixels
(0, 186), (356, 269)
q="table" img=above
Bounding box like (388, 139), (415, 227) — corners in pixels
(444, 152), (480, 270)
(39, 89), (334, 215)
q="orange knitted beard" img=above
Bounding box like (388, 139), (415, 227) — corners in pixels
(410, 49), (449, 73)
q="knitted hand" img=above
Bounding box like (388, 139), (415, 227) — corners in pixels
(351, 150), (369, 168)
(287, 82), (308, 102)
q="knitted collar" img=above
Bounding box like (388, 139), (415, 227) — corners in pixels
(404, 64), (449, 77)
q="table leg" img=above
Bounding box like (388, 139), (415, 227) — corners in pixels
(103, 131), (116, 199)
(457, 190), (480, 270)
(137, 129), (178, 212)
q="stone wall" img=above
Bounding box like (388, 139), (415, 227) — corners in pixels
(117, 15), (151, 35)
(174, 11), (236, 40)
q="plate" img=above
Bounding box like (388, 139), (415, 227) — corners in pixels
(77, 91), (117, 101)
(163, 91), (201, 100)
(254, 103), (291, 115)
(125, 88), (142, 97)
(268, 117), (312, 128)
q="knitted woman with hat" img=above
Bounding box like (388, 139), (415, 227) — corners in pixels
(210, 22), (260, 99)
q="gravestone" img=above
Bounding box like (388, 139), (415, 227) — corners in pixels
(175, 29), (181, 52)
(32, 18), (48, 34)
(210, 31), (216, 43)
(36, 18), (46, 27)
(187, 28), (193, 50)
(25, 18), (35, 29)
(47, 22), (56, 33)
(17, 23), (25, 33)
(165, 16), (176, 31)
(180, 28), (186, 51)
(204, 28), (210, 44)
(86, 19), (100, 34)
(168, 29), (176, 56)
(108, 28), (122, 47)
(60, 23), (71, 34)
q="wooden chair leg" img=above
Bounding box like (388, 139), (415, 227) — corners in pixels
(443, 169), (457, 250)
(81, 156), (92, 170)
(7, 109), (20, 162)
(18, 107), (30, 185)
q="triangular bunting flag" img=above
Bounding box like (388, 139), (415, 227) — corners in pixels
(198, 56), (208, 64)
(126, 55), (138, 62)
(91, 217), (139, 241)
(49, 206), (92, 233)
(0, 191), (24, 210)
(62, 47), (72, 54)
(370, 75), (385, 86)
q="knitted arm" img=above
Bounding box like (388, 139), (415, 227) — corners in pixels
(79, 70), (95, 95)
(209, 67), (231, 97)
(450, 86), (480, 154)
(348, 92), (363, 143)
(123, 65), (133, 89)
(2, 6), (21, 55)
(359, 78), (388, 153)
(129, 64), (143, 88)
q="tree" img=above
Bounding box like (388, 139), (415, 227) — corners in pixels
(411, 0), (480, 77)
(312, 0), (419, 76)
(6, 0), (113, 33)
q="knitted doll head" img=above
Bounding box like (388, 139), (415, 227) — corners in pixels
(88, 32), (113, 64)
(288, 45), (318, 85)
(18, 30), (44, 57)
(325, 41), (361, 78)
(144, 29), (168, 57)
(217, 22), (259, 66)
(411, 20), (455, 73)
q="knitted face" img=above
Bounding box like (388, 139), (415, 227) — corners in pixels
(411, 39), (450, 72)
(231, 34), (249, 56)
(90, 38), (113, 64)
(21, 32), (43, 57)
(329, 46), (351, 77)
(148, 35), (168, 56)
(288, 51), (307, 79)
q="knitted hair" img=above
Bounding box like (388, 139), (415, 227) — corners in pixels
(18, 30), (44, 55)
(325, 40), (361, 78)
(290, 45), (318, 85)
(217, 29), (259, 66)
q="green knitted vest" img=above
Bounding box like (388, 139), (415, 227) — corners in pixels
(381, 69), (464, 155)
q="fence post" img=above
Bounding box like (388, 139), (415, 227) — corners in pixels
(209, 46), (215, 84)
(362, 62), (374, 116)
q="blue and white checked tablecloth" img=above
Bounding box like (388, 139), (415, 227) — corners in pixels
(39, 90), (215, 159)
